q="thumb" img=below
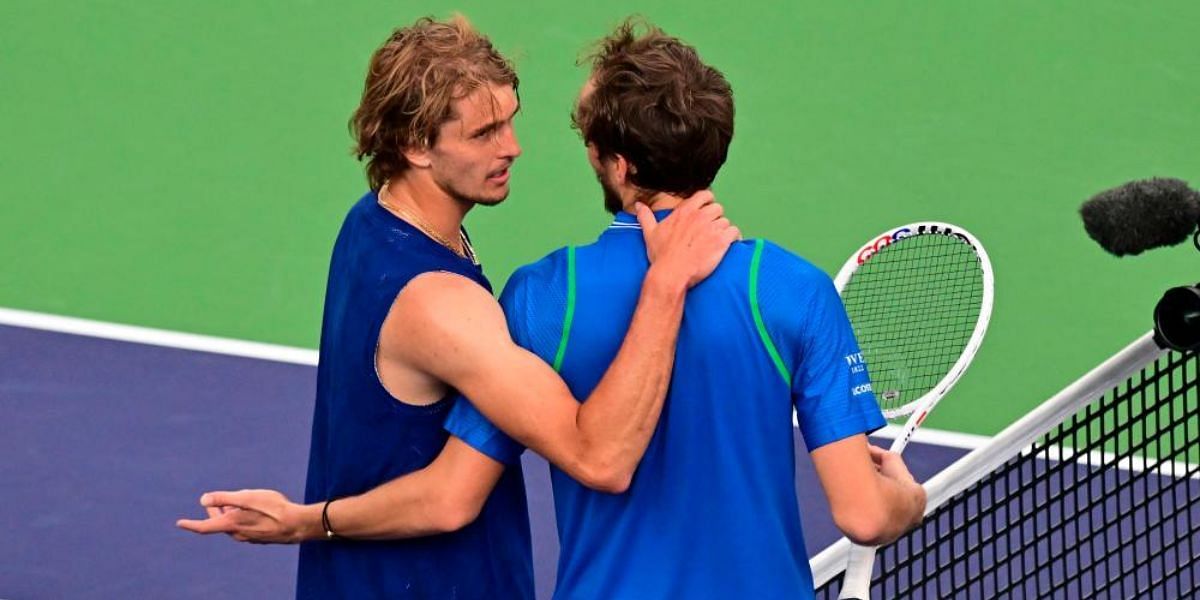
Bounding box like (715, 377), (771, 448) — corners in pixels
(634, 202), (657, 235)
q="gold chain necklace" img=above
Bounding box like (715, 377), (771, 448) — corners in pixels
(377, 185), (477, 264)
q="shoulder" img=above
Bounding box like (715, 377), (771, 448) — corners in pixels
(752, 238), (833, 287)
(510, 247), (571, 283)
(397, 271), (500, 322)
(501, 247), (571, 297)
(339, 191), (382, 225)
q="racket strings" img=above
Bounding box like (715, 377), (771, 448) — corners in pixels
(841, 234), (984, 416)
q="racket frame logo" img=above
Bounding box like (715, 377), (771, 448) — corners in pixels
(855, 227), (912, 264)
(855, 224), (981, 266)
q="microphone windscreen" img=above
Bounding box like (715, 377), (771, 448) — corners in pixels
(1080, 177), (1200, 256)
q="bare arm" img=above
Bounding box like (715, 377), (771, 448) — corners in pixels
(176, 437), (503, 542)
(810, 435), (926, 546)
(397, 269), (676, 493)
(317, 437), (503, 539)
(178, 194), (735, 542)
(396, 196), (735, 491)
(180, 256), (702, 541)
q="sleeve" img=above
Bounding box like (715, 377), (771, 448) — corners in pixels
(442, 267), (537, 465)
(444, 392), (525, 465)
(750, 241), (886, 451)
(791, 272), (886, 450)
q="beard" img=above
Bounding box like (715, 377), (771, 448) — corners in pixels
(597, 171), (624, 215)
(437, 176), (509, 208)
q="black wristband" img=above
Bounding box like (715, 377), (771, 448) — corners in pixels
(321, 498), (340, 540)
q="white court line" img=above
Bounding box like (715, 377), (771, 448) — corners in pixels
(1022, 444), (1200, 480)
(0, 306), (996, 450)
(870, 424), (991, 450)
(0, 307), (318, 366)
(789, 406), (992, 450)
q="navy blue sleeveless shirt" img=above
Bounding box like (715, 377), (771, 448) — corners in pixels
(297, 191), (533, 599)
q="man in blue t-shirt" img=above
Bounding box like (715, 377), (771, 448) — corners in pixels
(181, 19), (925, 599)
(442, 21), (927, 598)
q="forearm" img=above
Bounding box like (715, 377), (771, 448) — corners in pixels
(573, 266), (688, 487)
(814, 437), (927, 546)
(283, 469), (466, 542)
(324, 469), (467, 540)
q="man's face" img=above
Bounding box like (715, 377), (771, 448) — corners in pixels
(426, 83), (521, 206)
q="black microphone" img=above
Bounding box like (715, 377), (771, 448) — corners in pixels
(1079, 177), (1200, 256)
(1082, 177), (1200, 350)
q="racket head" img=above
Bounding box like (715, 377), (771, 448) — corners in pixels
(834, 222), (994, 421)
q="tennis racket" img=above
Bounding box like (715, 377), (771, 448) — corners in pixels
(834, 222), (994, 600)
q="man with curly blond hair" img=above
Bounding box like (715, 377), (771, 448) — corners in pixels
(179, 15), (736, 600)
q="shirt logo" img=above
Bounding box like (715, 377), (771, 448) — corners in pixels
(845, 351), (867, 374)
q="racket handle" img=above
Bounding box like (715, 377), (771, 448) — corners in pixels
(838, 544), (878, 599)
(887, 412), (924, 454)
(886, 429), (912, 454)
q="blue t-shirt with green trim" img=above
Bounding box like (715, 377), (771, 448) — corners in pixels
(445, 210), (884, 599)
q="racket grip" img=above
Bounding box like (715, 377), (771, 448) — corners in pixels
(838, 543), (878, 600)
(886, 430), (912, 454)
(887, 417), (921, 454)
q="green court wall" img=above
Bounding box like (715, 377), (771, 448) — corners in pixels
(4, 1), (1198, 434)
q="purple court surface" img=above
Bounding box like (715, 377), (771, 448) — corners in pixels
(1, 322), (968, 599)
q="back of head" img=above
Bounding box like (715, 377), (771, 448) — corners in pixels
(573, 19), (734, 196)
(351, 15), (518, 190)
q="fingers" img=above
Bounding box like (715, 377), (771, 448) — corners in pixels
(873, 448), (918, 484)
(866, 445), (888, 471)
(668, 190), (715, 222)
(201, 489), (281, 512)
(711, 216), (739, 245)
(200, 490), (249, 509)
(638, 193), (735, 287)
(681, 189), (715, 208)
(697, 201), (724, 222)
(634, 202), (657, 234)
(178, 506), (278, 540)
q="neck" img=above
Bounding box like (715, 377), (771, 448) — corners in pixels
(621, 190), (684, 214)
(382, 174), (471, 242)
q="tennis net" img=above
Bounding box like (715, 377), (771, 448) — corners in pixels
(810, 332), (1200, 599)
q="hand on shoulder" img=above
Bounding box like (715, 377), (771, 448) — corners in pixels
(636, 190), (740, 289)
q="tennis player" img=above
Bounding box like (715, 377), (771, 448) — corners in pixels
(178, 16), (736, 600)
(181, 18), (925, 600)
(440, 21), (928, 598)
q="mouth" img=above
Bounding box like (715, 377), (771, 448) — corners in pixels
(486, 166), (511, 185)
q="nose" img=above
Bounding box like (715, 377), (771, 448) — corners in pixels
(498, 123), (521, 159)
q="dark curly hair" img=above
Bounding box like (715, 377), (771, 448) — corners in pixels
(572, 19), (734, 196)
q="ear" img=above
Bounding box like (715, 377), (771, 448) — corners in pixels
(402, 142), (433, 169)
(612, 154), (635, 186)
